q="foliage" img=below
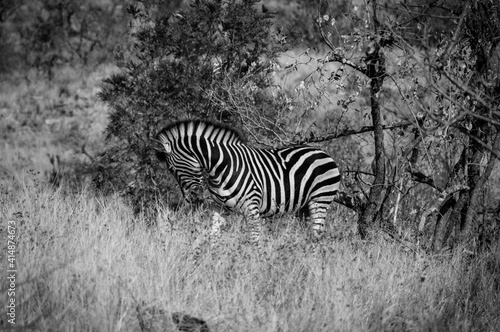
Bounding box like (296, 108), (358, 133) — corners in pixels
(271, 0), (351, 47)
(96, 0), (287, 216)
(283, 0), (500, 250)
(2, 0), (497, 253)
(0, 0), (126, 77)
(410, 0), (500, 251)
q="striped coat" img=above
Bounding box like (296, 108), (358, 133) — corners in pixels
(157, 120), (341, 244)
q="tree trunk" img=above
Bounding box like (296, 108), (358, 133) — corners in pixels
(357, 0), (387, 238)
(460, 130), (500, 245)
(357, 94), (385, 238)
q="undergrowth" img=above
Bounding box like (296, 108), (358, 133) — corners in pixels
(0, 178), (498, 331)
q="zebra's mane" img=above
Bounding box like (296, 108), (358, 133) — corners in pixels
(157, 119), (245, 143)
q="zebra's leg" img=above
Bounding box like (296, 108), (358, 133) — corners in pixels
(308, 200), (329, 239)
(192, 211), (227, 265)
(209, 211), (227, 248)
(245, 207), (263, 245)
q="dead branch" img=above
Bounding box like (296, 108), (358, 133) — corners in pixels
(455, 125), (500, 161)
(291, 121), (412, 145)
(464, 130), (500, 235)
(418, 184), (470, 232)
(333, 191), (364, 212)
(409, 170), (441, 191)
(324, 51), (368, 76)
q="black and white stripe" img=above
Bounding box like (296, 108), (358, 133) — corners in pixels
(157, 120), (341, 244)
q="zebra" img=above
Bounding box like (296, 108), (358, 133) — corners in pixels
(156, 120), (341, 245)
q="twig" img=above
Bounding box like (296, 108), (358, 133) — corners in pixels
(291, 121), (412, 145)
(455, 126), (500, 161)
(325, 52), (368, 76)
(81, 144), (96, 163)
(442, 1), (470, 64)
(333, 191), (364, 212)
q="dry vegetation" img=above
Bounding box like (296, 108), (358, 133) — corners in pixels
(1, 1), (500, 330)
(0, 67), (498, 331)
(1, 172), (499, 331)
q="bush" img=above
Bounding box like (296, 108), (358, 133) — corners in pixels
(96, 0), (287, 217)
(0, 0), (127, 77)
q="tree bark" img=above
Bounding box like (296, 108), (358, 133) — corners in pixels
(357, 0), (386, 238)
(460, 130), (500, 245)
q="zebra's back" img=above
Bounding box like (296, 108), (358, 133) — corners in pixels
(269, 145), (340, 216)
(206, 144), (340, 217)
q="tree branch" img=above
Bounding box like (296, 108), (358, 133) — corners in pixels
(432, 64), (494, 113)
(333, 191), (364, 212)
(443, 0), (470, 63)
(409, 170), (441, 191)
(418, 184), (470, 232)
(291, 121), (412, 145)
(325, 52), (368, 75)
(456, 125), (500, 160)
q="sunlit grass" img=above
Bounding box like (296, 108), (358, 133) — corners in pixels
(1, 178), (498, 331)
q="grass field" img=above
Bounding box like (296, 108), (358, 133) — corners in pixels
(1, 176), (499, 331)
(1, 65), (499, 332)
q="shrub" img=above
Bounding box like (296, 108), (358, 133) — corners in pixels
(96, 0), (287, 217)
(0, 0), (126, 77)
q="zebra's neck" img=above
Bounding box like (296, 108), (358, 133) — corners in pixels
(191, 136), (232, 176)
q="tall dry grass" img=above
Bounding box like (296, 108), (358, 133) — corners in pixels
(0, 64), (113, 189)
(1, 57), (498, 332)
(1, 176), (498, 331)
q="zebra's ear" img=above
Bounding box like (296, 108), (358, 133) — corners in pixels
(158, 134), (172, 154)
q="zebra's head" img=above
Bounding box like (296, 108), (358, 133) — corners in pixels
(157, 132), (205, 205)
